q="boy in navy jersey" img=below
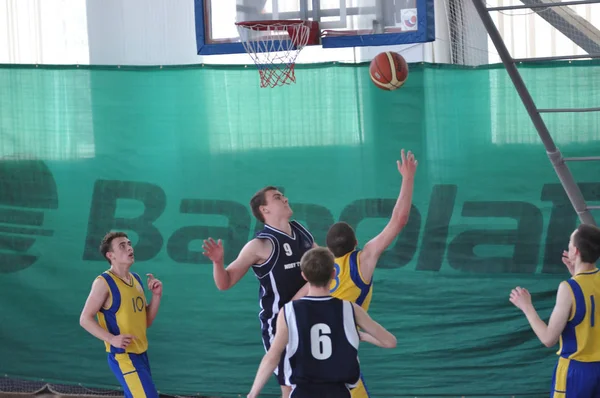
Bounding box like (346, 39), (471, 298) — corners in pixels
(203, 186), (317, 397)
(247, 247), (397, 398)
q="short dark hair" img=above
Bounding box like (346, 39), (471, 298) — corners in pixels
(250, 186), (278, 223)
(300, 247), (335, 288)
(574, 224), (600, 264)
(326, 222), (357, 257)
(99, 231), (129, 264)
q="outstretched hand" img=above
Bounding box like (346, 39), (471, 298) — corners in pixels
(202, 238), (224, 265)
(397, 149), (417, 178)
(509, 286), (532, 312)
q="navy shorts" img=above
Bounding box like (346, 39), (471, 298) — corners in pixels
(550, 357), (600, 397)
(261, 324), (287, 385)
(291, 384), (351, 398)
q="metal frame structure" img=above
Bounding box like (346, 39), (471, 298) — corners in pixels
(471, 0), (600, 226)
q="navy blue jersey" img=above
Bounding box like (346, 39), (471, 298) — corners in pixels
(282, 296), (361, 389)
(252, 221), (314, 341)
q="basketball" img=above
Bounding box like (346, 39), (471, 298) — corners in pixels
(369, 51), (409, 91)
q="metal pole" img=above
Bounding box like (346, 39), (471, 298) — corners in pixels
(564, 156), (600, 161)
(299, 0), (308, 21)
(471, 0), (596, 225)
(513, 54), (600, 62)
(487, 0), (600, 11)
(311, 0), (320, 21)
(538, 107), (600, 113)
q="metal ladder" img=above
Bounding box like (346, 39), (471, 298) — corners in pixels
(470, 0), (600, 226)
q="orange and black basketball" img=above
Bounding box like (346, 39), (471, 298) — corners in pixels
(369, 51), (409, 91)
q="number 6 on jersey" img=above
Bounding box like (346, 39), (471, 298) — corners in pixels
(310, 323), (332, 360)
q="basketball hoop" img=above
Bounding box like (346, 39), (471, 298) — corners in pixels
(235, 20), (320, 88)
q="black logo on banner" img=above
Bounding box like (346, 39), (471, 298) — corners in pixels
(81, 179), (600, 275)
(1, 160), (597, 275)
(0, 160), (58, 273)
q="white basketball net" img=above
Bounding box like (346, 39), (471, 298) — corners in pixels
(236, 21), (313, 88)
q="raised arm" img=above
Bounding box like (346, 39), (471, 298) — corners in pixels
(359, 149), (417, 283)
(203, 238), (267, 291)
(510, 282), (572, 347)
(247, 310), (289, 398)
(352, 302), (397, 348)
(145, 273), (163, 327)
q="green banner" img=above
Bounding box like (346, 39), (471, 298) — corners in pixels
(1, 61), (600, 397)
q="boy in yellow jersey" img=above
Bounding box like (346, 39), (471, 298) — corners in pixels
(510, 223), (600, 397)
(80, 232), (163, 398)
(325, 149), (417, 398)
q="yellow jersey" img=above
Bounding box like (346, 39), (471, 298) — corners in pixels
(329, 250), (373, 311)
(97, 271), (148, 354)
(557, 269), (600, 362)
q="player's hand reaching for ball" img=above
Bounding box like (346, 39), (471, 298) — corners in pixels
(397, 148), (417, 178)
(509, 286), (532, 312)
(110, 334), (136, 350)
(202, 238), (224, 265)
(146, 273), (163, 297)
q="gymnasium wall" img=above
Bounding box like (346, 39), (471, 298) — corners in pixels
(0, 0), (446, 66)
(1, 60), (600, 397)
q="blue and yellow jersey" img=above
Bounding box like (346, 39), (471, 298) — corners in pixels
(329, 250), (373, 311)
(97, 271), (148, 354)
(558, 269), (600, 362)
